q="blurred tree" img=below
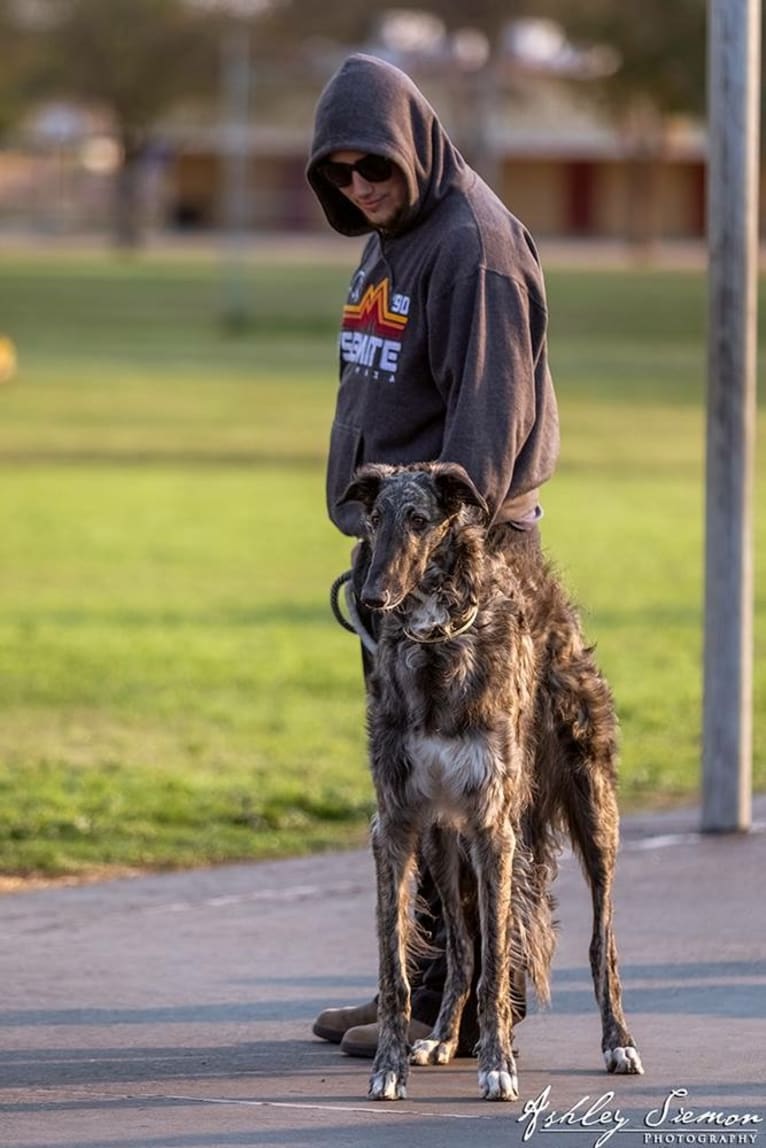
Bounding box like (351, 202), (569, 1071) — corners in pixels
(23, 0), (224, 245)
(540, 0), (707, 245)
(261, 0), (530, 42)
(546, 0), (706, 115)
(0, 0), (41, 139)
(0, 1), (18, 137)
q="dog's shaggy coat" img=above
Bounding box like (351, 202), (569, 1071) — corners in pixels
(339, 461), (643, 1102)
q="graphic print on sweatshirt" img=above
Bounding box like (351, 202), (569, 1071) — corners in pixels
(339, 272), (411, 383)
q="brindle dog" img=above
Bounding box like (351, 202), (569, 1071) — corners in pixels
(338, 461), (643, 1102)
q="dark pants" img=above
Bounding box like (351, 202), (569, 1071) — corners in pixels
(355, 521), (539, 1054)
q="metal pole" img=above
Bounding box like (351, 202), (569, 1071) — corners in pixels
(702, 0), (760, 832)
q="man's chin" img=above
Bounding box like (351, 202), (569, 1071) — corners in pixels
(362, 205), (390, 224)
(366, 206), (408, 233)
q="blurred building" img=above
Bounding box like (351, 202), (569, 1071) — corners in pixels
(0, 20), (722, 243)
(162, 68), (708, 242)
(0, 102), (167, 236)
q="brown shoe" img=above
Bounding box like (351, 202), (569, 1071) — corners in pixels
(340, 1017), (433, 1059)
(312, 999), (379, 1044)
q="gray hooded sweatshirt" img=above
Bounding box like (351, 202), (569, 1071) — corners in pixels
(306, 53), (559, 537)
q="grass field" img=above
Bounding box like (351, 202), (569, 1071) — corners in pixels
(0, 247), (763, 878)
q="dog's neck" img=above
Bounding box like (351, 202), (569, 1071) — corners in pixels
(401, 524), (486, 643)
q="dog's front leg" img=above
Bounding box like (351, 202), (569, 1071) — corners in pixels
(472, 819), (519, 1101)
(368, 812), (418, 1101)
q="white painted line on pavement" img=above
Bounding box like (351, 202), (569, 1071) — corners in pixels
(622, 820), (766, 852)
(140, 822), (766, 915)
(165, 1094), (490, 1120)
(624, 833), (704, 851)
(141, 880), (368, 916)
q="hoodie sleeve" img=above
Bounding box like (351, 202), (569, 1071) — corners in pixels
(426, 256), (552, 522)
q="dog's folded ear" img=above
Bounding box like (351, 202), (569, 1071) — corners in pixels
(433, 462), (490, 523)
(337, 463), (390, 511)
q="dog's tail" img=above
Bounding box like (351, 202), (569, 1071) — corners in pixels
(510, 820), (560, 1007)
(406, 883), (444, 976)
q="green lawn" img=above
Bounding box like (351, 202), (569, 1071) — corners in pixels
(0, 250), (763, 877)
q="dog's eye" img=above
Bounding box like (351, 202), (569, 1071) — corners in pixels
(409, 514), (428, 530)
(369, 511), (381, 530)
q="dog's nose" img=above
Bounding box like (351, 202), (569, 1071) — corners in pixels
(362, 589), (390, 611)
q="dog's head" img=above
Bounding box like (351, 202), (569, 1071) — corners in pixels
(338, 462), (489, 611)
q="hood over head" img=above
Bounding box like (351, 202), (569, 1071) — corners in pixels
(306, 53), (471, 237)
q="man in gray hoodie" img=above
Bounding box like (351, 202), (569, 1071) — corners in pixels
(306, 52), (559, 1057)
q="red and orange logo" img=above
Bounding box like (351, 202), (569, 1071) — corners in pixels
(343, 278), (409, 338)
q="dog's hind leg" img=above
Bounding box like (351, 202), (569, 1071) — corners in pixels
(368, 813), (419, 1101)
(567, 772), (643, 1074)
(553, 662), (644, 1076)
(471, 819), (519, 1101)
(410, 825), (473, 1067)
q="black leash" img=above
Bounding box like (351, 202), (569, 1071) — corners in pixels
(330, 570), (378, 655)
(330, 570), (358, 635)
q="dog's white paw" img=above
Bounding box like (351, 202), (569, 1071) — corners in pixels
(368, 1070), (407, 1101)
(478, 1067), (519, 1101)
(605, 1046), (644, 1075)
(410, 1037), (455, 1066)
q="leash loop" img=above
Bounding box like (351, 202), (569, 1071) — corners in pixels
(330, 570), (379, 656)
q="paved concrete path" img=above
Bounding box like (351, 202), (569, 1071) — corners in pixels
(1, 800), (764, 1148)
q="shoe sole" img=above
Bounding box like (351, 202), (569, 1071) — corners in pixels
(340, 1021), (433, 1060)
(312, 1022), (344, 1044)
(339, 1039), (376, 1059)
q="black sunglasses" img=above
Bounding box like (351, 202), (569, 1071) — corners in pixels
(318, 154), (395, 189)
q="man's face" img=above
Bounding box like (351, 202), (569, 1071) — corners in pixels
(328, 150), (409, 230)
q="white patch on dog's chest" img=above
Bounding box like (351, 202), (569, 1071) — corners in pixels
(404, 731), (498, 826)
